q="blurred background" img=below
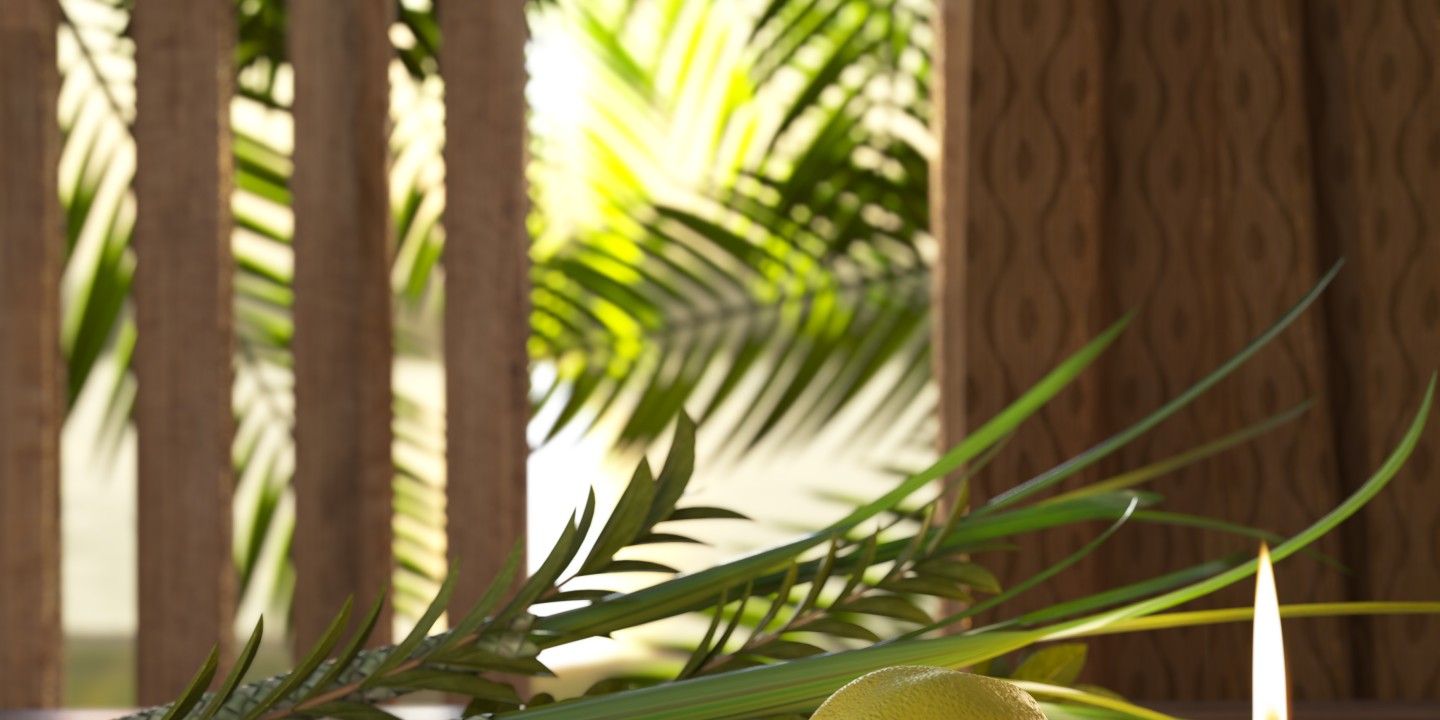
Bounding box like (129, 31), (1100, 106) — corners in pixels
(43, 0), (941, 705)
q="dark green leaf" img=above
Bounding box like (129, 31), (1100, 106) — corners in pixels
(435, 648), (554, 677)
(536, 588), (616, 604)
(1013, 644), (1087, 686)
(631, 532), (702, 545)
(434, 539), (526, 655)
(361, 563), (458, 687)
(579, 461), (657, 575)
(243, 597), (351, 719)
(159, 646), (218, 720)
(666, 506), (749, 522)
(647, 413), (697, 528)
(303, 584), (388, 701)
(679, 589), (731, 679)
(498, 496), (593, 625)
(595, 559), (679, 574)
(197, 617), (263, 720)
(795, 617), (880, 642)
(881, 576), (974, 602)
(372, 669), (522, 701)
(751, 639), (826, 660)
(912, 561), (1001, 594)
(837, 595), (931, 625)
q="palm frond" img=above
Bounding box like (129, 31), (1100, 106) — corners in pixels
(122, 357), (1438, 719)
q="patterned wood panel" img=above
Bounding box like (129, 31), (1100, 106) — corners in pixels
(962, 0), (1107, 617)
(290, 0), (396, 655)
(942, 0), (1439, 700)
(1323, 0), (1440, 699)
(1090, 0), (1356, 700)
(0, 0), (63, 708)
(132, 0), (236, 703)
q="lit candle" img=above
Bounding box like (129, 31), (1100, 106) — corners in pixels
(1253, 543), (1288, 720)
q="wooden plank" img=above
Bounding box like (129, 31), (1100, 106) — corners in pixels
(440, 0), (532, 617)
(0, 0), (63, 708)
(1084, 0), (1355, 701)
(951, 0), (1362, 700)
(930, 0), (974, 475)
(289, 0), (395, 654)
(132, 0), (236, 704)
(1319, 0), (1440, 699)
(958, 0), (1106, 620)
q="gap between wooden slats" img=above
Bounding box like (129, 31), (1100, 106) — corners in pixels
(290, 0), (396, 655)
(132, 0), (236, 704)
(0, 0), (64, 708)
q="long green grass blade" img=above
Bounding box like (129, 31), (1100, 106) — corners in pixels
(1003, 555), (1245, 629)
(497, 631), (1042, 720)
(1062, 601), (1440, 637)
(1012, 681), (1178, 720)
(1133, 510), (1343, 571)
(896, 497), (1140, 640)
(539, 314), (1132, 640)
(981, 261), (1341, 513)
(1043, 375), (1433, 640)
(1039, 401), (1312, 505)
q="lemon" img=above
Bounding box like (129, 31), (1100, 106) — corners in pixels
(812, 665), (1046, 719)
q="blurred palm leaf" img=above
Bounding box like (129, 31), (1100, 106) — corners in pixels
(58, 0), (939, 622)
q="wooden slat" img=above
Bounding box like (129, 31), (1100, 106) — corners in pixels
(930, 0), (974, 474)
(132, 0), (236, 704)
(0, 0), (63, 709)
(290, 0), (395, 654)
(958, 0), (1106, 622)
(1087, 1), (1356, 701)
(1320, 0), (1440, 698)
(440, 0), (531, 614)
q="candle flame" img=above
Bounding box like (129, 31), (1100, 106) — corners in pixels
(1253, 543), (1287, 720)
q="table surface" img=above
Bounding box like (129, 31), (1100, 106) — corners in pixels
(3, 702), (1439, 719)
(1151, 701), (1440, 719)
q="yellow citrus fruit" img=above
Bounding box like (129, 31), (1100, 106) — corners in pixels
(812, 665), (1046, 719)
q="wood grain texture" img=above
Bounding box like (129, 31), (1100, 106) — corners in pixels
(1087, 0), (1355, 700)
(440, 0), (532, 615)
(132, 0), (235, 703)
(290, 0), (396, 654)
(961, 0), (1106, 616)
(944, 0), (1440, 700)
(1319, 0), (1440, 699)
(931, 0), (974, 462)
(0, 0), (63, 708)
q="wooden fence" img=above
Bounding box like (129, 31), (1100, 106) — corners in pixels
(0, 0), (529, 707)
(3, 0), (1440, 710)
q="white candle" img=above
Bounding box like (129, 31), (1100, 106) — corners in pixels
(1253, 543), (1288, 720)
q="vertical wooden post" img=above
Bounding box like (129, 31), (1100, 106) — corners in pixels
(0, 0), (63, 708)
(290, 0), (395, 653)
(133, 0), (236, 704)
(441, 0), (532, 613)
(930, 0), (975, 473)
